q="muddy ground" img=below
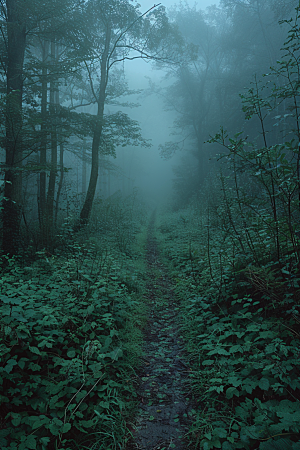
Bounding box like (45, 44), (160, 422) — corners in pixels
(127, 215), (194, 450)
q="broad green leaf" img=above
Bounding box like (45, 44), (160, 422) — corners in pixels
(204, 432), (212, 440)
(40, 437), (50, 447)
(109, 347), (123, 360)
(261, 438), (297, 450)
(32, 416), (50, 429)
(259, 378), (270, 390)
(230, 345), (243, 354)
(214, 428), (227, 438)
(226, 387), (239, 399)
(4, 359), (17, 373)
(87, 305), (94, 314)
(11, 414), (21, 426)
(4, 326), (12, 335)
(25, 436), (37, 449)
(29, 346), (41, 355)
(62, 423), (72, 433)
(228, 376), (241, 387)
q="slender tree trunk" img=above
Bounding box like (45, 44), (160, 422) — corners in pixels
(55, 141), (64, 227)
(54, 69), (64, 229)
(77, 26), (111, 228)
(196, 135), (204, 186)
(102, 166), (106, 197)
(78, 112), (101, 226)
(82, 146), (87, 194)
(108, 165), (111, 197)
(122, 149), (125, 194)
(39, 39), (49, 240)
(2, 0), (26, 256)
(45, 40), (57, 242)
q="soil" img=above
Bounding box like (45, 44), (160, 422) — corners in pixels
(127, 214), (194, 450)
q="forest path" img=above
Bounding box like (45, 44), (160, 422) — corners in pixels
(128, 213), (193, 450)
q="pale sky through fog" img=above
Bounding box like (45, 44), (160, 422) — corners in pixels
(120, 0), (221, 204)
(138, 0), (220, 12)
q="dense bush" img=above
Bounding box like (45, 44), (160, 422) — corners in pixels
(157, 208), (300, 449)
(0, 195), (148, 450)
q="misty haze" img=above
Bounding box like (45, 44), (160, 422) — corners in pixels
(1, 1), (300, 449)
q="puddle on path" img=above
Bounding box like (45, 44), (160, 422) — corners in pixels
(127, 221), (193, 450)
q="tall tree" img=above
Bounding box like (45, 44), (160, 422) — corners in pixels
(2, 0), (27, 255)
(45, 40), (58, 240)
(158, 5), (224, 187)
(0, 0), (82, 254)
(158, 1), (290, 205)
(76, 0), (181, 228)
(78, 14), (111, 227)
(38, 38), (49, 234)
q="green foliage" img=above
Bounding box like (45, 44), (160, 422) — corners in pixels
(157, 207), (300, 449)
(0, 197), (148, 450)
(156, 11), (300, 447)
(87, 190), (147, 256)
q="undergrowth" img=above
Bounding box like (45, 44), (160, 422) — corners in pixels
(155, 9), (300, 450)
(157, 207), (300, 450)
(0, 193), (148, 450)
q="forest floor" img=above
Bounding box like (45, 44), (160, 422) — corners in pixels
(127, 214), (194, 450)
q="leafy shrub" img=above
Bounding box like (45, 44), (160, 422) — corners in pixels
(157, 206), (300, 449)
(0, 225), (146, 449)
(158, 6), (300, 450)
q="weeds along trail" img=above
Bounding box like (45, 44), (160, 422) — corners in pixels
(128, 212), (193, 450)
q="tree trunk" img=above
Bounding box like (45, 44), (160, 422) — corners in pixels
(39, 39), (49, 241)
(2, 0), (26, 256)
(55, 141), (64, 228)
(82, 145), (87, 194)
(45, 40), (57, 243)
(77, 26), (111, 229)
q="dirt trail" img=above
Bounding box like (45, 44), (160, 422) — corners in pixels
(128, 214), (193, 450)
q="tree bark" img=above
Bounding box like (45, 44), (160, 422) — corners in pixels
(82, 145), (87, 195)
(55, 141), (64, 228)
(45, 40), (57, 243)
(77, 25), (111, 228)
(54, 63), (64, 229)
(39, 39), (49, 240)
(2, 0), (26, 256)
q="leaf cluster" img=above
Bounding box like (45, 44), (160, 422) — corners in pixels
(0, 195), (148, 450)
(157, 210), (300, 449)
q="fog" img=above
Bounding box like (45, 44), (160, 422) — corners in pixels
(140, 0), (220, 10)
(113, 0), (221, 206)
(1, 0), (296, 239)
(108, 0), (293, 210)
(116, 65), (178, 206)
(2, 2), (300, 447)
